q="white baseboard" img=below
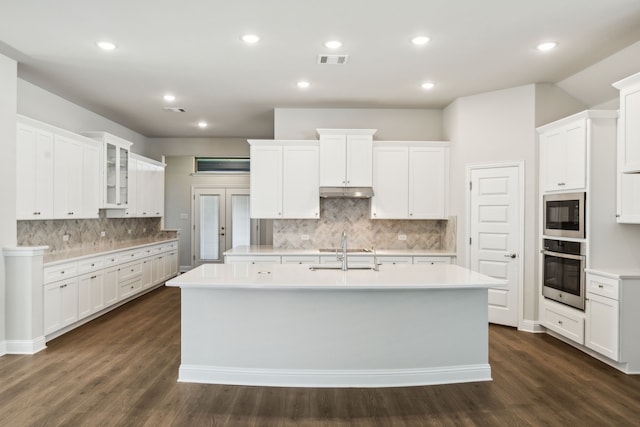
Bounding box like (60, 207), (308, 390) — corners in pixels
(177, 364), (492, 388)
(0, 340), (6, 356)
(518, 319), (546, 333)
(5, 337), (47, 354)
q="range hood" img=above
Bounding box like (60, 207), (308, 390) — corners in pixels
(319, 187), (374, 198)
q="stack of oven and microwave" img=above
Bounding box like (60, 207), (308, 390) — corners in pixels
(537, 110), (640, 346)
(541, 192), (586, 310)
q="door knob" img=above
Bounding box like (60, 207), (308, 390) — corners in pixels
(504, 253), (517, 259)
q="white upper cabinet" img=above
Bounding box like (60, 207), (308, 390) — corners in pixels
(613, 72), (640, 173)
(538, 117), (587, 193)
(317, 129), (376, 187)
(106, 154), (165, 218)
(249, 140), (319, 219)
(16, 120), (54, 220)
(82, 132), (132, 209)
(82, 139), (101, 218)
(371, 142), (449, 220)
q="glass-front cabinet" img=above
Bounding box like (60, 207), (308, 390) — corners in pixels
(82, 132), (132, 209)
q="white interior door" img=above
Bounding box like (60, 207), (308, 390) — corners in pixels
(469, 164), (522, 327)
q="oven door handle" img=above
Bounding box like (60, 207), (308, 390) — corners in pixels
(540, 249), (585, 261)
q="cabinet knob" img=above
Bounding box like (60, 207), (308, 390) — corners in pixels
(68, 212), (74, 215)
(557, 182), (566, 186)
(558, 320), (563, 325)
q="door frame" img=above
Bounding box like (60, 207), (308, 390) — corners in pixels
(190, 185), (255, 266)
(465, 161), (525, 328)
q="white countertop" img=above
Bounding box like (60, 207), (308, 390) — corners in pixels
(43, 237), (179, 265)
(224, 245), (456, 257)
(585, 268), (640, 280)
(167, 263), (504, 290)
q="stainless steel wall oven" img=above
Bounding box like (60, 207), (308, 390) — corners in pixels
(541, 238), (586, 310)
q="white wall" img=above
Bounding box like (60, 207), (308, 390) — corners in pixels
(17, 79), (153, 157)
(444, 85), (537, 323)
(274, 108), (443, 140)
(145, 137), (249, 160)
(0, 54), (18, 354)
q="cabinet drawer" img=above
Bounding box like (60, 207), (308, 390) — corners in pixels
(78, 256), (105, 274)
(413, 256), (452, 265)
(118, 260), (142, 281)
(104, 254), (119, 266)
(119, 276), (142, 300)
(377, 256), (412, 265)
(319, 255), (374, 265)
(226, 255), (281, 264)
(586, 274), (619, 300)
(543, 303), (584, 344)
(120, 249), (144, 262)
(44, 261), (78, 284)
(281, 256), (320, 264)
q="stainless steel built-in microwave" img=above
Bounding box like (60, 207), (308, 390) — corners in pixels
(543, 192), (586, 239)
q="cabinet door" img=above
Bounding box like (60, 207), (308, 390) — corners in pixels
(409, 146), (448, 219)
(118, 146), (129, 206)
(586, 293), (619, 361)
(282, 145), (319, 218)
(103, 267), (118, 306)
(319, 135), (347, 186)
(152, 255), (163, 284)
(617, 172), (640, 223)
(563, 121), (587, 191)
(619, 85), (640, 172)
(540, 130), (567, 192)
(126, 157), (138, 216)
(141, 258), (153, 288)
(16, 123), (55, 219)
(151, 164), (165, 216)
(54, 135), (83, 218)
(346, 135), (373, 187)
(82, 140), (101, 218)
(43, 282), (64, 335)
(250, 145), (283, 218)
(79, 272), (103, 318)
(371, 146), (409, 219)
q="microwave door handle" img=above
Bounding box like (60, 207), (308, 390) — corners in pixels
(540, 249), (584, 261)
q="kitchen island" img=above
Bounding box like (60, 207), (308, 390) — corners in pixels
(166, 262), (504, 388)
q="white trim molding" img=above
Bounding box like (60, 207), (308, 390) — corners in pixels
(178, 364), (492, 388)
(6, 337), (47, 355)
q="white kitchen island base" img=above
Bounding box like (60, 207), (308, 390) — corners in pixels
(167, 263), (504, 388)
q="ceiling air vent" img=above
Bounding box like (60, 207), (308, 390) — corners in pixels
(317, 54), (349, 65)
(163, 106), (186, 113)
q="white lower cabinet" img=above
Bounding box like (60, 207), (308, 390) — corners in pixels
(413, 256), (453, 264)
(585, 272), (621, 361)
(377, 256), (412, 265)
(44, 278), (79, 336)
(586, 293), (619, 360)
(41, 240), (179, 339)
(281, 255), (320, 265)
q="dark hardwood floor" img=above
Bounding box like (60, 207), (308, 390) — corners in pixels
(1, 285), (640, 426)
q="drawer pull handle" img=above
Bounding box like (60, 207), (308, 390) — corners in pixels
(558, 320), (563, 325)
(91, 275), (97, 279)
(598, 284), (604, 288)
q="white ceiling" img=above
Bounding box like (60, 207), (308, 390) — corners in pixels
(2, 0), (640, 139)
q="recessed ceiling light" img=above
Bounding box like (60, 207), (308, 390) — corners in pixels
(297, 81), (310, 89)
(197, 121), (208, 128)
(241, 34), (260, 44)
(163, 94), (176, 102)
(97, 41), (117, 51)
(324, 40), (342, 49)
(411, 36), (430, 46)
(537, 41), (557, 51)
(421, 82), (435, 90)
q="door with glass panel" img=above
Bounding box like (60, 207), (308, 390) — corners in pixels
(193, 188), (256, 265)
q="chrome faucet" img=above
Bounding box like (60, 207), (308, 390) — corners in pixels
(337, 231), (348, 271)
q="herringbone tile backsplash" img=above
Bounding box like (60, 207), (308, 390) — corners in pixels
(17, 212), (175, 254)
(273, 199), (456, 251)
